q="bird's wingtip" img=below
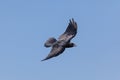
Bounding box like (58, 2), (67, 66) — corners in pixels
(41, 58), (47, 61)
(72, 18), (74, 21)
(41, 57), (50, 61)
(69, 18), (75, 23)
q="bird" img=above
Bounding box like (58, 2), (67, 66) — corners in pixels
(41, 18), (77, 61)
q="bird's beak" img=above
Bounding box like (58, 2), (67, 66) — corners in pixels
(74, 44), (77, 47)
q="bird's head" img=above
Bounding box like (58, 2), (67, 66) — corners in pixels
(70, 43), (77, 47)
(65, 42), (76, 48)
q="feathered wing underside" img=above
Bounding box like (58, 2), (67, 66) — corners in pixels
(41, 45), (65, 61)
(58, 18), (77, 42)
(44, 37), (57, 47)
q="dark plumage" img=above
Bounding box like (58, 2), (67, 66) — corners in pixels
(42, 18), (77, 61)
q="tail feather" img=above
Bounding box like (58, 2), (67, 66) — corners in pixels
(44, 37), (57, 47)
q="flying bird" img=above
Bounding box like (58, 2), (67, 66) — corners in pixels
(41, 18), (77, 61)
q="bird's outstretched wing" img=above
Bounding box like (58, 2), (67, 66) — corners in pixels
(58, 18), (77, 42)
(41, 44), (65, 61)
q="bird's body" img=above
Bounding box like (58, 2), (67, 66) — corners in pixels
(42, 18), (77, 61)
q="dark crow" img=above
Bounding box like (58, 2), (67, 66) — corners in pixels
(42, 18), (77, 61)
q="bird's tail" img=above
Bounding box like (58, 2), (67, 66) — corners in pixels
(44, 37), (57, 47)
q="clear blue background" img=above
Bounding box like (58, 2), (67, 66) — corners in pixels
(0, 0), (120, 80)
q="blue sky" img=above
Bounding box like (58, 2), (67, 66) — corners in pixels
(0, 0), (120, 80)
